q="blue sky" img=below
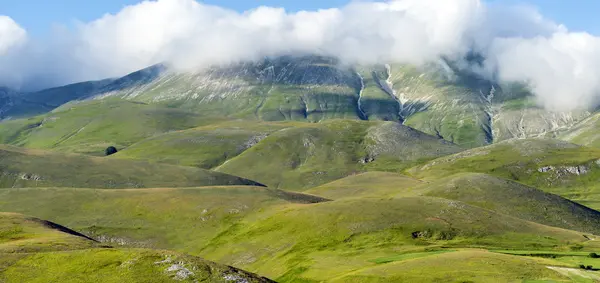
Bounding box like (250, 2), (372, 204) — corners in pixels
(1, 0), (599, 36)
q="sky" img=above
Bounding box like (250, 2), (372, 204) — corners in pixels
(2, 0), (599, 36)
(1, 0), (600, 111)
(0, 0), (352, 35)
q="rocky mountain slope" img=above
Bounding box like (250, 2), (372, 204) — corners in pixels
(0, 55), (594, 148)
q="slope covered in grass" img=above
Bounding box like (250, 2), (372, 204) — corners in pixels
(330, 250), (570, 283)
(200, 196), (595, 281)
(561, 112), (600, 149)
(0, 99), (214, 155)
(216, 120), (462, 190)
(0, 145), (262, 188)
(419, 173), (600, 235)
(114, 121), (296, 168)
(0, 214), (274, 283)
(0, 212), (98, 253)
(305, 171), (422, 199)
(0, 186), (326, 254)
(409, 138), (600, 207)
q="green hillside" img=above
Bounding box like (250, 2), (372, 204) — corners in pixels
(201, 196), (597, 281)
(410, 138), (600, 207)
(114, 121), (296, 168)
(0, 213), (274, 283)
(216, 120), (462, 190)
(0, 99), (214, 155)
(305, 171), (422, 199)
(0, 186), (326, 254)
(0, 212), (98, 253)
(0, 145), (262, 188)
(419, 173), (600, 235)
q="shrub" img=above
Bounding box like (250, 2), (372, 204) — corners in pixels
(590, 252), (600, 258)
(579, 264), (586, 269)
(587, 265), (594, 270)
(105, 146), (118, 156)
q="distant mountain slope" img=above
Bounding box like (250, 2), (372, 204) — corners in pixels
(561, 112), (600, 148)
(1, 55), (592, 148)
(0, 144), (263, 188)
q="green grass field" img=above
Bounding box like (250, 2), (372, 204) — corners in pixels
(0, 144), (262, 188)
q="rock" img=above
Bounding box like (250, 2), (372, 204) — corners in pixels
(538, 166), (554, 173)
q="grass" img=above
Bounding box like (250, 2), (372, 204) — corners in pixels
(0, 186), (322, 254)
(216, 119), (462, 190)
(409, 138), (600, 209)
(417, 173), (600, 235)
(0, 212), (98, 253)
(1, 248), (274, 283)
(330, 250), (572, 283)
(0, 144), (262, 189)
(113, 121), (296, 169)
(0, 99), (220, 156)
(199, 196), (596, 281)
(305, 171), (422, 199)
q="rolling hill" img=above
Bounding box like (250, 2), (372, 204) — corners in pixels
(0, 213), (275, 283)
(0, 144), (262, 188)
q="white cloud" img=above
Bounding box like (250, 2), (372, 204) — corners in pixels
(1, 0), (600, 111)
(0, 16), (26, 55)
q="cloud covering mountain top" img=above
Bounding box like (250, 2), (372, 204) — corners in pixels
(1, 0), (599, 111)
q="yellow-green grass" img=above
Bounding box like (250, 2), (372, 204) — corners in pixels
(0, 144), (262, 188)
(0, 212), (98, 253)
(409, 138), (600, 209)
(415, 173), (600, 236)
(113, 120), (298, 169)
(305, 171), (423, 199)
(0, 99), (222, 156)
(216, 119), (462, 190)
(330, 250), (573, 283)
(1, 248), (274, 283)
(0, 186), (325, 254)
(200, 196), (595, 281)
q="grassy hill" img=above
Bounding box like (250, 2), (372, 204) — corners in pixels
(0, 212), (98, 253)
(113, 121), (297, 168)
(0, 99), (216, 156)
(409, 138), (600, 208)
(0, 145), (262, 188)
(0, 213), (274, 283)
(215, 120), (462, 190)
(329, 250), (572, 283)
(419, 173), (600, 235)
(200, 196), (597, 281)
(305, 171), (422, 199)
(0, 186), (327, 254)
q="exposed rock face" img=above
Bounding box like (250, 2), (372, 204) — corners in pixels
(538, 165), (590, 176)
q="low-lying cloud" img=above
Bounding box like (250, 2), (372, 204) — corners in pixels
(0, 0), (599, 111)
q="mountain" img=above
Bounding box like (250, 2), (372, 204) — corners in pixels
(0, 55), (593, 148)
(4, 55), (600, 282)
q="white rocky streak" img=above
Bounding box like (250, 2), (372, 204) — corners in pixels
(383, 64), (404, 122)
(355, 71), (367, 120)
